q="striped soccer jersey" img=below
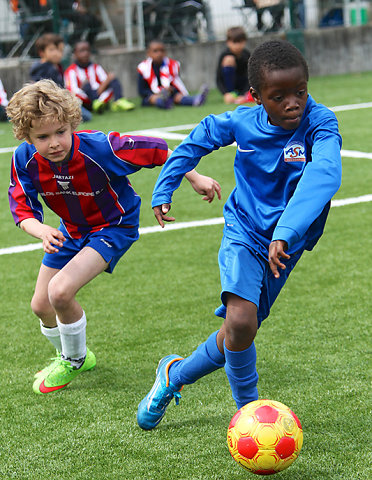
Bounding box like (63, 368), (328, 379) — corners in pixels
(64, 63), (113, 105)
(9, 130), (168, 239)
(137, 57), (189, 96)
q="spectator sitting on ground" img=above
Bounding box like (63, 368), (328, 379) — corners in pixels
(30, 33), (92, 122)
(30, 33), (65, 87)
(137, 40), (209, 109)
(0, 78), (8, 122)
(216, 26), (253, 105)
(64, 40), (135, 114)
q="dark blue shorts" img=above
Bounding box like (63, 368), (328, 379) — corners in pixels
(42, 225), (139, 273)
(215, 236), (303, 328)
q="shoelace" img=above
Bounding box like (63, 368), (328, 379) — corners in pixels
(157, 390), (182, 409)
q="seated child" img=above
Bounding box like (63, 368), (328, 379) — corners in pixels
(0, 78), (8, 122)
(30, 33), (65, 87)
(64, 40), (135, 114)
(30, 33), (92, 122)
(137, 40), (209, 109)
(216, 26), (253, 105)
(7, 79), (219, 395)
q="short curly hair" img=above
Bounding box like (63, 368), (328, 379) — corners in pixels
(248, 40), (309, 93)
(6, 79), (82, 141)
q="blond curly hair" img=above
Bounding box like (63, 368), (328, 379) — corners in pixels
(6, 79), (82, 141)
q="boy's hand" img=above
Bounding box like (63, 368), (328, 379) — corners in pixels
(153, 204), (175, 228)
(40, 225), (66, 254)
(268, 240), (290, 279)
(185, 171), (222, 203)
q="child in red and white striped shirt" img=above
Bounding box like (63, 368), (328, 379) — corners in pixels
(64, 41), (135, 114)
(137, 40), (209, 109)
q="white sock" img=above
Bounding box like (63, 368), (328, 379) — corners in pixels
(40, 320), (62, 352)
(57, 312), (87, 368)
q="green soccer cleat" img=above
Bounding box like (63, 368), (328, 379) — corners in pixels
(33, 348), (96, 394)
(34, 350), (61, 379)
(92, 99), (106, 114)
(111, 97), (136, 112)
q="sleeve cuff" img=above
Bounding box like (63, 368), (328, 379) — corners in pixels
(272, 226), (300, 250)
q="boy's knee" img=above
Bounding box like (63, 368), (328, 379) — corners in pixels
(225, 296), (258, 343)
(221, 55), (237, 68)
(47, 276), (74, 309)
(30, 294), (52, 318)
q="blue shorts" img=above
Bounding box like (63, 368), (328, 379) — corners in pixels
(215, 236), (303, 328)
(42, 225), (139, 273)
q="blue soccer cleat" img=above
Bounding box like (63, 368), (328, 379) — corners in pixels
(137, 354), (183, 430)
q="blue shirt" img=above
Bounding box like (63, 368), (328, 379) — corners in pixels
(152, 95), (342, 257)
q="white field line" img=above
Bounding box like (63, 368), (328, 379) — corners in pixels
(1, 194), (371, 257)
(1, 100), (372, 155)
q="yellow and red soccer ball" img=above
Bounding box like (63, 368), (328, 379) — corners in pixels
(227, 399), (303, 475)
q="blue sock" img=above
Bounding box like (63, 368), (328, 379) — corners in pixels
(169, 330), (225, 389)
(221, 66), (236, 93)
(224, 342), (259, 409)
(179, 95), (194, 106)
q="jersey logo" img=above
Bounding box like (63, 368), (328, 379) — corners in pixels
(57, 180), (71, 190)
(237, 145), (255, 153)
(284, 142), (306, 162)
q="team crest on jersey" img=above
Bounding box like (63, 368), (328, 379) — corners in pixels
(57, 180), (70, 190)
(283, 142), (306, 162)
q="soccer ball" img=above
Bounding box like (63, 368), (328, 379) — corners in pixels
(227, 399), (303, 475)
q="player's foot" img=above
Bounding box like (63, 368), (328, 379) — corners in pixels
(33, 348), (96, 394)
(111, 97), (136, 112)
(92, 99), (106, 114)
(137, 354), (183, 430)
(193, 84), (209, 106)
(157, 89), (173, 109)
(34, 350), (60, 379)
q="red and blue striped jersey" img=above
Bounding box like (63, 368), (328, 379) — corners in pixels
(9, 130), (168, 239)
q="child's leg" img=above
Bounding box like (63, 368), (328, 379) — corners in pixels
(222, 293), (259, 409)
(168, 330), (225, 389)
(109, 78), (123, 100)
(31, 264), (62, 351)
(221, 54), (237, 94)
(47, 246), (108, 367)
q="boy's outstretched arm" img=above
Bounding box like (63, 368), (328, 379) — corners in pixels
(185, 169), (221, 203)
(268, 240), (290, 279)
(153, 169), (221, 227)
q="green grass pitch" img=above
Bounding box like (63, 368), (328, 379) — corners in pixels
(0, 73), (371, 479)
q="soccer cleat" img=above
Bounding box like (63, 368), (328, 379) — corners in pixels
(33, 348), (96, 394)
(111, 97), (136, 112)
(193, 84), (209, 106)
(137, 354), (183, 430)
(34, 350), (61, 379)
(92, 99), (106, 114)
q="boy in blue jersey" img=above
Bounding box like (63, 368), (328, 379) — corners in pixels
(137, 40), (342, 430)
(7, 79), (220, 395)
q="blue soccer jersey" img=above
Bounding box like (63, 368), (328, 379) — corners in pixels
(152, 95), (342, 256)
(9, 130), (168, 239)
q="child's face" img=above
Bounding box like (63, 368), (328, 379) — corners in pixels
(251, 66), (308, 130)
(41, 44), (63, 64)
(148, 42), (166, 64)
(27, 119), (73, 163)
(227, 39), (246, 56)
(74, 42), (91, 66)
